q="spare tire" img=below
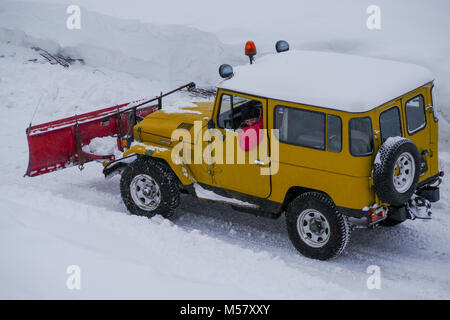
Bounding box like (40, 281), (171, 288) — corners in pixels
(373, 137), (421, 206)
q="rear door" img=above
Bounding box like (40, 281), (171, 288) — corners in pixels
(375, 99), (403, 149)
(400, 87), (432, 180)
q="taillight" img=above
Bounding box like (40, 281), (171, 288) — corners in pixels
(369, 207), (387, 223)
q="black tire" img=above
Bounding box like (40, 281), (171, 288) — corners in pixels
(373, 138), (421, 206)
(120, 157), (180, 218)
(286, 192), (351, 260)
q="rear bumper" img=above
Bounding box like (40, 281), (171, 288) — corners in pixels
(328, 172), (443, 227)
(416, 171), (443, 203)
(417, 186), (440, 203)
(418, 172), (443, 189)
(341, 172), (443, 226)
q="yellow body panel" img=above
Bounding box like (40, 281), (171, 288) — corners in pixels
(266, 99), (376, 209)
(120, 82), (438, 211)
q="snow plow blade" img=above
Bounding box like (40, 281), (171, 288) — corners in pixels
(25, 82), (196, 177)
(25, 102), (158, 177)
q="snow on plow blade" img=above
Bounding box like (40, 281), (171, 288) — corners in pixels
(25, 102), (159, 177)
(25, 82), (196, 177)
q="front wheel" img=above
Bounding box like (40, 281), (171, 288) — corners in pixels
(286, 192), (351, 260)
(120, 157), (180, 218)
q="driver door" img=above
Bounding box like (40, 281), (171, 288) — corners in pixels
(206, 90), (271, 198)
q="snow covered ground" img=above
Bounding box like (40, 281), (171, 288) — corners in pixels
(1, 1), (449, 299)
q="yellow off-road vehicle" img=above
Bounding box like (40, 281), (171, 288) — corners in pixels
(27, 41), (443, 260)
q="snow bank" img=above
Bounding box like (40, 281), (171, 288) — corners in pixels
(0, 28), (61, 53)
(0, 0), (245, 85)
(0, 42), (158, 123)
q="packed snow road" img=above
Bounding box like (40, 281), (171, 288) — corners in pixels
(1, 154), (449, 299)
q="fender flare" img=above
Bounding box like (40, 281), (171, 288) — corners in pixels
(104, 143), (194, 185)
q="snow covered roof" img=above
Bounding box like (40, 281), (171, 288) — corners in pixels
(218, 50), (433, 113)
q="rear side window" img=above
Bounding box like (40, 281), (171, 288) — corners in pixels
(349, 117), (373, 156)
(274, 106), (325, 150)
(379, 107), (402, 142)
(327, 115), (342, 152)
(405, 95), (426, 134)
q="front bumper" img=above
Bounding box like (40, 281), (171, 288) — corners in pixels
(103, 154), (138, 179)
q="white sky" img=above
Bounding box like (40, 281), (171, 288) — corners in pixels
(18, 0), (450, 49)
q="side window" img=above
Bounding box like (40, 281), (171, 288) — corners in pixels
(274, 106), (325, 150)
(405, 95), (426, 134)
(349, 117), (373, 156)
(327, 115), (342, 152)
(379, 107), (402, 142)
(217, 94), (262, 130)
(218, 94), (233, 129)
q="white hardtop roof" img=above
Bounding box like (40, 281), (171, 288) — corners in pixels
(217, 50), (433, 113)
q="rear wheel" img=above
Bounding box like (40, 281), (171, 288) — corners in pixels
(286, 192), (351, 260)
(120, 157), (180, 218)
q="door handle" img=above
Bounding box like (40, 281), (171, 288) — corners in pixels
(374, 130), (380, 139)
(254, 159), (268, 166)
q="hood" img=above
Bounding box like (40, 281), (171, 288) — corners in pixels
(135, 102), (214, 142)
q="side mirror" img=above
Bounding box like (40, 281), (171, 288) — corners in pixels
(276, 40), (290, 53)
(207, 119), (215, 129)
(219, 64), (234, 79)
